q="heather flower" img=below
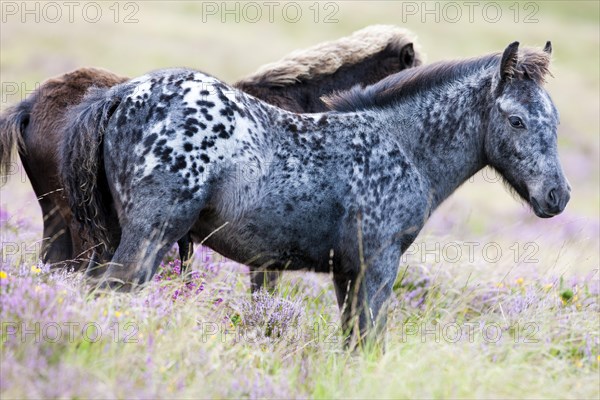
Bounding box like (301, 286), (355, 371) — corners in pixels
(239, 290), (303, 339)
(393, 266), (432, 310)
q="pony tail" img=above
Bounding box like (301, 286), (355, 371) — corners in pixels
(60, 86), (122, 250)
(0, 101), (30, 185)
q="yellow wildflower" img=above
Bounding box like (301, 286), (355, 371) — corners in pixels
(103, 309), (108, 317)
(57, 289), (67, 304)
(115, 311), (122, 318)
(0, 271), (7, 279)
(31, 265), (42, 274)
(496, 282), (504, 288)
(516, 277), (524, 285)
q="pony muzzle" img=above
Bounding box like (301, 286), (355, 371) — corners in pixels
(530, 184), (570, 218)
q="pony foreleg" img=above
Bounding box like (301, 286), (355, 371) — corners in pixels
(334, 246), (399, 349)
(250, 270), (280, 293)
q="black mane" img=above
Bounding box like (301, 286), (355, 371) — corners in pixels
(323, 53), (501, 112)
(324, 45), (552, 112)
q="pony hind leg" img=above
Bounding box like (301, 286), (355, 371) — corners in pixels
(101, 199), (204, 289)
(177, 233), (194, 273)
(102, 227), (169, 289)
(39, 201), (73, 267)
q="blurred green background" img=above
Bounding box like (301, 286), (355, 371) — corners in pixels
(1, 1), (598, 249)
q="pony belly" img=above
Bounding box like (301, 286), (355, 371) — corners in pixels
(189, 211), (335, 273)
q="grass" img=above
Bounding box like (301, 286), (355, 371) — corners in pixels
(1, 211), (598, 399)
(1, 1), (599, 399)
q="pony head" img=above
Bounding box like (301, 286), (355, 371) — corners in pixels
(486, 41), (570, 218)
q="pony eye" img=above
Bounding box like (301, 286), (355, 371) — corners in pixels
(508, 116), (525, 129)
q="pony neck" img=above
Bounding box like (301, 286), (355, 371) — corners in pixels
(389, 70), (493, 211)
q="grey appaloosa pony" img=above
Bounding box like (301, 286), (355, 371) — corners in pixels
(61, 41), (569, 344)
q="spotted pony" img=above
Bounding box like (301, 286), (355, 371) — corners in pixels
(61, 42), (569, 344)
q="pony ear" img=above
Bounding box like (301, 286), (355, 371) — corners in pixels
(543, 41), (552, 55)
(495, 42), (520, 94)
(399, 43), (415, 67)
(500, 41), (520, 82)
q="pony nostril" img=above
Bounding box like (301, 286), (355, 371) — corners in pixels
(547, 188), (557, 207)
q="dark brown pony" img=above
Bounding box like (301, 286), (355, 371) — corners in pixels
(0, 68), (128, 267)
(0, 25), (422, 284)
(235, 25), (422, 112)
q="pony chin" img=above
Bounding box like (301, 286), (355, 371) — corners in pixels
(529, 197), (555, 218)
(494, 169), (559, 218)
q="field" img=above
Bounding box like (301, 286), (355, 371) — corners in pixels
(1, 1), (599, 399)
